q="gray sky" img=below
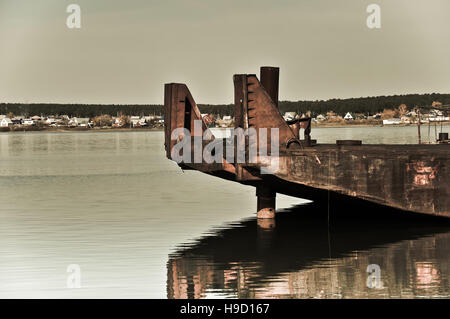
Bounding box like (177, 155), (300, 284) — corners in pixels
(0, 0), (449, 104)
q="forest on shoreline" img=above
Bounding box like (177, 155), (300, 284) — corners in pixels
(1, 93), (449, 118)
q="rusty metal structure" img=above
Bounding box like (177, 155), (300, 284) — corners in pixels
(164, 67), (450, 218)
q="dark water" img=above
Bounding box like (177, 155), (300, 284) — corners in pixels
(0, 127), (449, 298)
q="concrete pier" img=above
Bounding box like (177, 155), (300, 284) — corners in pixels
(164, 67), (450, 218)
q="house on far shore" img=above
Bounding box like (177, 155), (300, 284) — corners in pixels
(23, 119), (35, 126)
(383, 118), (401, 125)
(137, 118), (148, 127)
(113, 117), (123, 127)
(0, 117), (12, 127)
(144, 115), (157, 122)
(45, 117), (57, 125)
(128, 116), (147, 127)
(69, 117), (91, 127)
(221, 115), (232, 127)
(283, 112), (297, 121)
(400, 116), (411, 124)
(344, 112), (353, 120)
(201, 114), (214, 126)
(372, 113), (382, 119)
(315, 114), (326, 122)
(429, 109), (449, 122)
(130, 116), (140, 127)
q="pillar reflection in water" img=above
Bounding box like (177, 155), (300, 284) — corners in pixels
(167, 201), (450, 299)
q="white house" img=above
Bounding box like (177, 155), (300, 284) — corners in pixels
(344, 112), (353, 120)
(45, 117), (57, 125)
(315, 114), (326, 121)
(137, 117), (148, 127)
(113, 117), (122, 127)
(372, 113), (382, 119)
(429, 109), (449, 122)
(145, 115), (157, 122)
(400, 116), (411, 124)
(283, 112), (297, 121)
(383, 118), (401, 125)
(69, 117), (90, 126)
(130, 116), (140, 127)
(23, 119), (35, 126)
(0, 118), (12, 127)
(217, 115), (232, 128)
(430, 115), (450, 122)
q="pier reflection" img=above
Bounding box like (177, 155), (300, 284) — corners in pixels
(167, 202), (450, 299)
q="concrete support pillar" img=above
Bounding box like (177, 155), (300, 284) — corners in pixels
(257, 218), (276, 230)
(255, 68), (278, 219)
(256, 184), (276, 219)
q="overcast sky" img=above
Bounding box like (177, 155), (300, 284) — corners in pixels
(0, 0), (449, 104)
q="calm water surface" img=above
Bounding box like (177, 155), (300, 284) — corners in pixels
(0, 126), (449, 298)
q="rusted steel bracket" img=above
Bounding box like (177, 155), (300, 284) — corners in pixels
(233, 69), (305, 182)
(233, 73), (301, 151)
(164, 83), (260, 181)
(163, 83), (209, 159)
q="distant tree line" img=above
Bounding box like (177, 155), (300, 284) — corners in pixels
(1, 93), (449, 118)
(277, 93), (450, 116)
(200, 94), (450, 116)
(0, 104), (164, 118)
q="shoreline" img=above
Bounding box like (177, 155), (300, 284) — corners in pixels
(1, 122), (449, 133)
(0, 127), (164, 133)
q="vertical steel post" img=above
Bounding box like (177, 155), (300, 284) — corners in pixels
(260, 67), (280, 108)
(417, 109), (422, 144)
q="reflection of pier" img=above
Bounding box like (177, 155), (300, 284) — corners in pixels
(167, 203), (450, 299)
